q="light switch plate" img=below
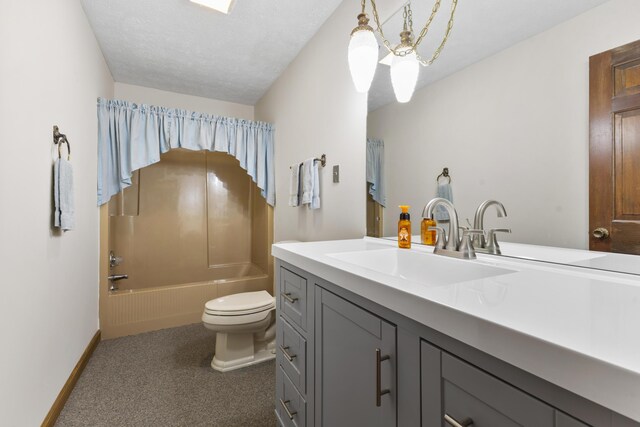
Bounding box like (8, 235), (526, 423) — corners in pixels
(333, 165), (339, 183)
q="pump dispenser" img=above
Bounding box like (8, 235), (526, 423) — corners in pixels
(421, 218), (436, 246)
(398, 205), (411, 249)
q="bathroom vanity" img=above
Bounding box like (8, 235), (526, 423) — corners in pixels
(272, 238), (640, 427)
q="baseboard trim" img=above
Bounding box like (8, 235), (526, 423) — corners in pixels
(41, 330), (101, 427)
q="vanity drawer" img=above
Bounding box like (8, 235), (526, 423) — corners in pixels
(442, 353), (554, 427)
(278, 316), (307, 394)
(280, 267), (307, 331)
(276, 367), (307, 427)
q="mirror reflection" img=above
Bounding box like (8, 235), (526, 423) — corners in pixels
(364, 0), (640, 275)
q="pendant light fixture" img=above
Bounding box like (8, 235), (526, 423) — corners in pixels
(390, 28), (419, 103)
(349, 0), (458, 103)
(348, 1), (379, 93)
(190, 0), (237, 14)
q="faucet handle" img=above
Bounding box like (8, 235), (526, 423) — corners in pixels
(485, 228), (511, 255)
(459, 230), (483, 259)
(429, 226), (447, 249)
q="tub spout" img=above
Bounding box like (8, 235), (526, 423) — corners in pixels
(108, 274), (128, 291)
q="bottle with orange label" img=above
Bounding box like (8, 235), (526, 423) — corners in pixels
(398, 205), (411, 249)
(421, 217), (437, 246)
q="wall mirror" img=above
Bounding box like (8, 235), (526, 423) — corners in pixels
(364, 0), (640, 276)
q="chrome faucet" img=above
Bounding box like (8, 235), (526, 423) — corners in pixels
(422, 198), (483, 259)
(423, 198), (460, 251)
(473, 200), (511, 254)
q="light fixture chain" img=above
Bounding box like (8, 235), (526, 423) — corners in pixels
(407, 2), (414, 35)
(413, 0), (441, 50)
(369, 0), (457, 63)
(361, 0), (366, 14)
(416, 0), (457, 66)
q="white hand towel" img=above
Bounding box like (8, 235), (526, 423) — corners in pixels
(434, 182), (453, 222)
(54, 158), (75, 231)
(300, 158), (314, 205)
(288, 163), (301, 207)
(310, 159), (320, 210)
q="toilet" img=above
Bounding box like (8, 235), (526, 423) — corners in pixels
(202, 290), (276, 372)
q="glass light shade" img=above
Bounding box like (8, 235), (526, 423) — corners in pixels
(390, 49), (419, 103)
(348, 29), (378, 93)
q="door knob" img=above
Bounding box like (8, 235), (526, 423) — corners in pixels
(592, 227), (610, 240)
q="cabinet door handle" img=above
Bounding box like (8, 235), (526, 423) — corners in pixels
(280, 345), (297, 362)
(375, 348), (390, 407)
(444, 414), (474, 427)
(281, 292), (298, 304)
(280, 399), (297, 420)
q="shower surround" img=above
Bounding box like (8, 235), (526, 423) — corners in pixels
(100, 150), (273, 339)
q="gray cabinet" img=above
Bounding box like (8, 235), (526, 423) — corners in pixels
(314, 286), (396, 427)
(275, 259), (640, 427)
(556, 412), (589, 427)
(276, 266), (313, 427)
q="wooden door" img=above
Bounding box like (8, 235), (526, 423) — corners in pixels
(590, 39), (640, 254)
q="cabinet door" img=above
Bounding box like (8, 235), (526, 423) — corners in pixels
(315, 287), (396, 427)
(421, 340), (443, 427)
(556, 412), (589, 427)
(442, 353), (554, 427)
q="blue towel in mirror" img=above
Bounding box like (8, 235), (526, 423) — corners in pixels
(434, 182), (453, 222)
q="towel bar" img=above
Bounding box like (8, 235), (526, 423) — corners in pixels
(290, 154), (326, 169)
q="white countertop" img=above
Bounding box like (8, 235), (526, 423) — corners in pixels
(272, 237), (640, 422)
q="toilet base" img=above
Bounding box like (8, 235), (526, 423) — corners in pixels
(211, 331), (276, 372)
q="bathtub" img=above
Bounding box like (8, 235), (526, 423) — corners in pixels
(102, 263), (270, 339)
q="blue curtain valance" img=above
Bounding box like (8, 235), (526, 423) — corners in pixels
(97, 97), (275, 206)
(366, 138), (385, 206)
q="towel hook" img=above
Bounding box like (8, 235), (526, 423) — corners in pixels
(436, 167), (451, 183)
(53, 125), (71, 160)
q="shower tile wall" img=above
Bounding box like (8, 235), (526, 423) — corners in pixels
(108, 150), (269, 290)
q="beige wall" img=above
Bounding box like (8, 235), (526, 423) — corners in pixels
(114, 82), (254, 120)
(0, 0), (113, 425)
(368, 0), (640, 249)
(255, 0), (368, 243)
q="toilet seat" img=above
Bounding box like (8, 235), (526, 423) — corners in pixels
(204, 290), (275, 316)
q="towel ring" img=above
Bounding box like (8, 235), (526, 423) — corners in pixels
(58, 140), (70, 160)
(436, 167), (451, 183)
(53, 125), (71, 160)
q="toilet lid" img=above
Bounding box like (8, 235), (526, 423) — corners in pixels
(204, 290), (275, 314)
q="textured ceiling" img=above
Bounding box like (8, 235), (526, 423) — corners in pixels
(82, 0), (611, 109)
(368, 0), (611, 111)
(81, 0), (343, 105)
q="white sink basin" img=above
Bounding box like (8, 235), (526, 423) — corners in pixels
(498, 243), (606, 264)
(327, 248), (517, 286)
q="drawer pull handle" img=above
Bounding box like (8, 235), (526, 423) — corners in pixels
(282, 292), (299, 304)
(280, 345), (297, 362)
(280, 399), (297, 420)
(375, 348), (390, 407)
(444, 414), (474, 427)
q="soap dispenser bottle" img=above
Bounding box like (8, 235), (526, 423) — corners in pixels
(420, 218), (437, 246)
(398, 205), (411, 249)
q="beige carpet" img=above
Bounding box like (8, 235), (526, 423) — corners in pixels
(56, 324), (276, 427)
